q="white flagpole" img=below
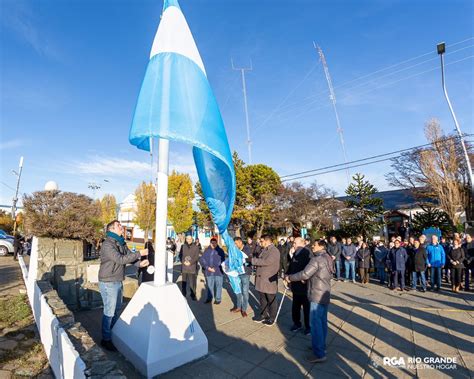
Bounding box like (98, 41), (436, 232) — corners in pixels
(154, 138), (169, 286)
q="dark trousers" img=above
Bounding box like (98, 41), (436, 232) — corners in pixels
(259, 292), (277, 322)
(181, 273), (197, 298)
(392, 270), (405, 289)
(359, 268), (369, 284)
(451, 268), (463, 287)
(292, 293), (310, 329)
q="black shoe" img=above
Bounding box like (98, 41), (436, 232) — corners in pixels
(290, 324), (303, 332)
(263, 319), (274, 326)
(190, 295), (197, 301)
(204, 299), (212, 304)
(101, 340), (117, 352)
(304, 328), (311, 336)
(420, 289), (426, 292)
(214, 300), (221, 305)
(252, 316), (265, 323)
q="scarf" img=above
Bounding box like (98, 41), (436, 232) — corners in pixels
(107, 231), (126, 246)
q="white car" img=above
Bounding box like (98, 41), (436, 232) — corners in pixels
(0, 237), (14, 256)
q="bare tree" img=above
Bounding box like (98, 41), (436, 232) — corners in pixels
(386, 119), (472, 225)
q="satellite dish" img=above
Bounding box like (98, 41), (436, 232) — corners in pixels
(44, 181), (59, 191)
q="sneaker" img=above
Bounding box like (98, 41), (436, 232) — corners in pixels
(252, 316), (265, 323)
(214, 300), (221, 305)
(290, 324), (303, 332)
(352, 280), (356, 284)
(263, 319), (274, 326)
(306, 354), (327, 363)
(421, 288), (426, 292)
(101, 340), (118, 352)
(204, 299), (212, 304)
(303, 328), (311, 336)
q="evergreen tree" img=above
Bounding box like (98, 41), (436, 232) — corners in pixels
(343, 173), (384, 239)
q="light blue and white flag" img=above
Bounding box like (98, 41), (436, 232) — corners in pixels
(129, 0), (244, 293)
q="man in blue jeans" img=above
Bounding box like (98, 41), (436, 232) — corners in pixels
(199, 238), (225, 304)
(343, 238), (357, 283)
(427, 235), (445, 291)
(285, 239), (334, 363)
(98, 220), (149, 351)
(230, 237), (251, 317)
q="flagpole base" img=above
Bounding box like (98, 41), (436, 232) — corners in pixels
(112, 282), (208, 378)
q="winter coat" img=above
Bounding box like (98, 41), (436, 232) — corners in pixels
(252, 244), (280, 294)
(463, 242), (474, 269)
(179, 243), (201, 274)
(289, 250), (334, 305)
(342, 244), (357, 260)
(374, 246), (388, 268)
(448, 247), (465, 269)
(278, 243), (289, 272)
(99, 236), (140, 282)
(405, 245), (416, 271)
(387, 247), (408, 271)
(285, 246), (311, 295)
(199, 246), (225, 276)
(138, 241), (155, 282)
(356, 248), (371, 269)
(414, 247), (427, 272)
(427, 244), (446, 268)
(242, 244), (255, 275)
(327, 242), (342, 261)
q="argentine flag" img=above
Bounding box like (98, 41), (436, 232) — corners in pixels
(129, 0), (244, 292)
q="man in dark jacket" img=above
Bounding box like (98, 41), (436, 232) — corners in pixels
(387, 239), (408, 291)
(285, 239), (333, 364)
(231, 237), (251, 317)
(98, 220), (149, 351)
(342, 238), (357, 283)
(463, 234), (474, 291)
(277, 238), (289, 277)
(374, 241), (388, 285)
(327, 236), (342, 281)
(286, 237), (311, 334)
(252, 235), (280, 326)
(199, 238), (225, 304)
(356, 242), (370, 284)
(179, 235), (201, 300)
(412, 240), (427, 292)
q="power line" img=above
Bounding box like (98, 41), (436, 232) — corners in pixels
(254, 54), (473, 133)
(1, 182), (16, 192)
(277, 38), (474, 113)
(281, 134), (473, 182)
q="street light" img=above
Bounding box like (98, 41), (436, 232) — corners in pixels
(437, 42), (473, 200)
(12, 156), (24, 234)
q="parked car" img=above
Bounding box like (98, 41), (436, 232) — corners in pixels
(0, 230), (14, 243)
(0, 237), (14, 256)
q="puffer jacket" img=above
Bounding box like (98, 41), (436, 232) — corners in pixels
(427, 244), (446, 268)
(99, 236), (140, 282)
(289, 250), (334, 305)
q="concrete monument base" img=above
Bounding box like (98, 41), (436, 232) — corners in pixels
(112, 282), (208, 378)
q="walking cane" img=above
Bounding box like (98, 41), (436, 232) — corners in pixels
(274, 286), (288, 324)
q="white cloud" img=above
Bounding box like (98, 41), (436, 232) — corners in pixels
(76, 156), (152, 177)
(0, 139), (25, 150)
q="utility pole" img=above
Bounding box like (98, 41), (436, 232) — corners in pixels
(232, 59), (253, 164)
(314, 42), (350, 184)
(437, 42), (473, 208)
(12, 156), (24, 234)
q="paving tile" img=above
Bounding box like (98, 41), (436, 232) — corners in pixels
(242, 366), (284, 378)
(205, 350), (255, 377)
(259, 345), (313, 378)
(224, 339), (273, 365)
(181, 359), (237, 378)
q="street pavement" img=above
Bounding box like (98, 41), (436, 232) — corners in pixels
(75, 266), (474, 379)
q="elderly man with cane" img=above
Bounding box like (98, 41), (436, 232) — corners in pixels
(285, 239), (334, 363)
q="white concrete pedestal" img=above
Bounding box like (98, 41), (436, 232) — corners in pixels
(111, 282), (208, 377)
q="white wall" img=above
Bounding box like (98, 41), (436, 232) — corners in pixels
(19, 237), (86, 379)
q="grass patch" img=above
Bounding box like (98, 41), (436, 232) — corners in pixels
(0, 294), (32, 330)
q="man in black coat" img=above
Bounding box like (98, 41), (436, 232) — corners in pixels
(286, 237), (311, 334)
(327, 236), (342, 281)
(412, 240), (427, 292)
(463, 234), (474, 291)
(179, 235), (201, 300)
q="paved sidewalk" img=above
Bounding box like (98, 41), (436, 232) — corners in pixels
(75, 268), (474, 379)
(0, 256), (53, 379)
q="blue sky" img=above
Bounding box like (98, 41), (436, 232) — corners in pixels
(1, 0), (473, 207)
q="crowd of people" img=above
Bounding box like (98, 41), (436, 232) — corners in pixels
(97, 219), (474, 363)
